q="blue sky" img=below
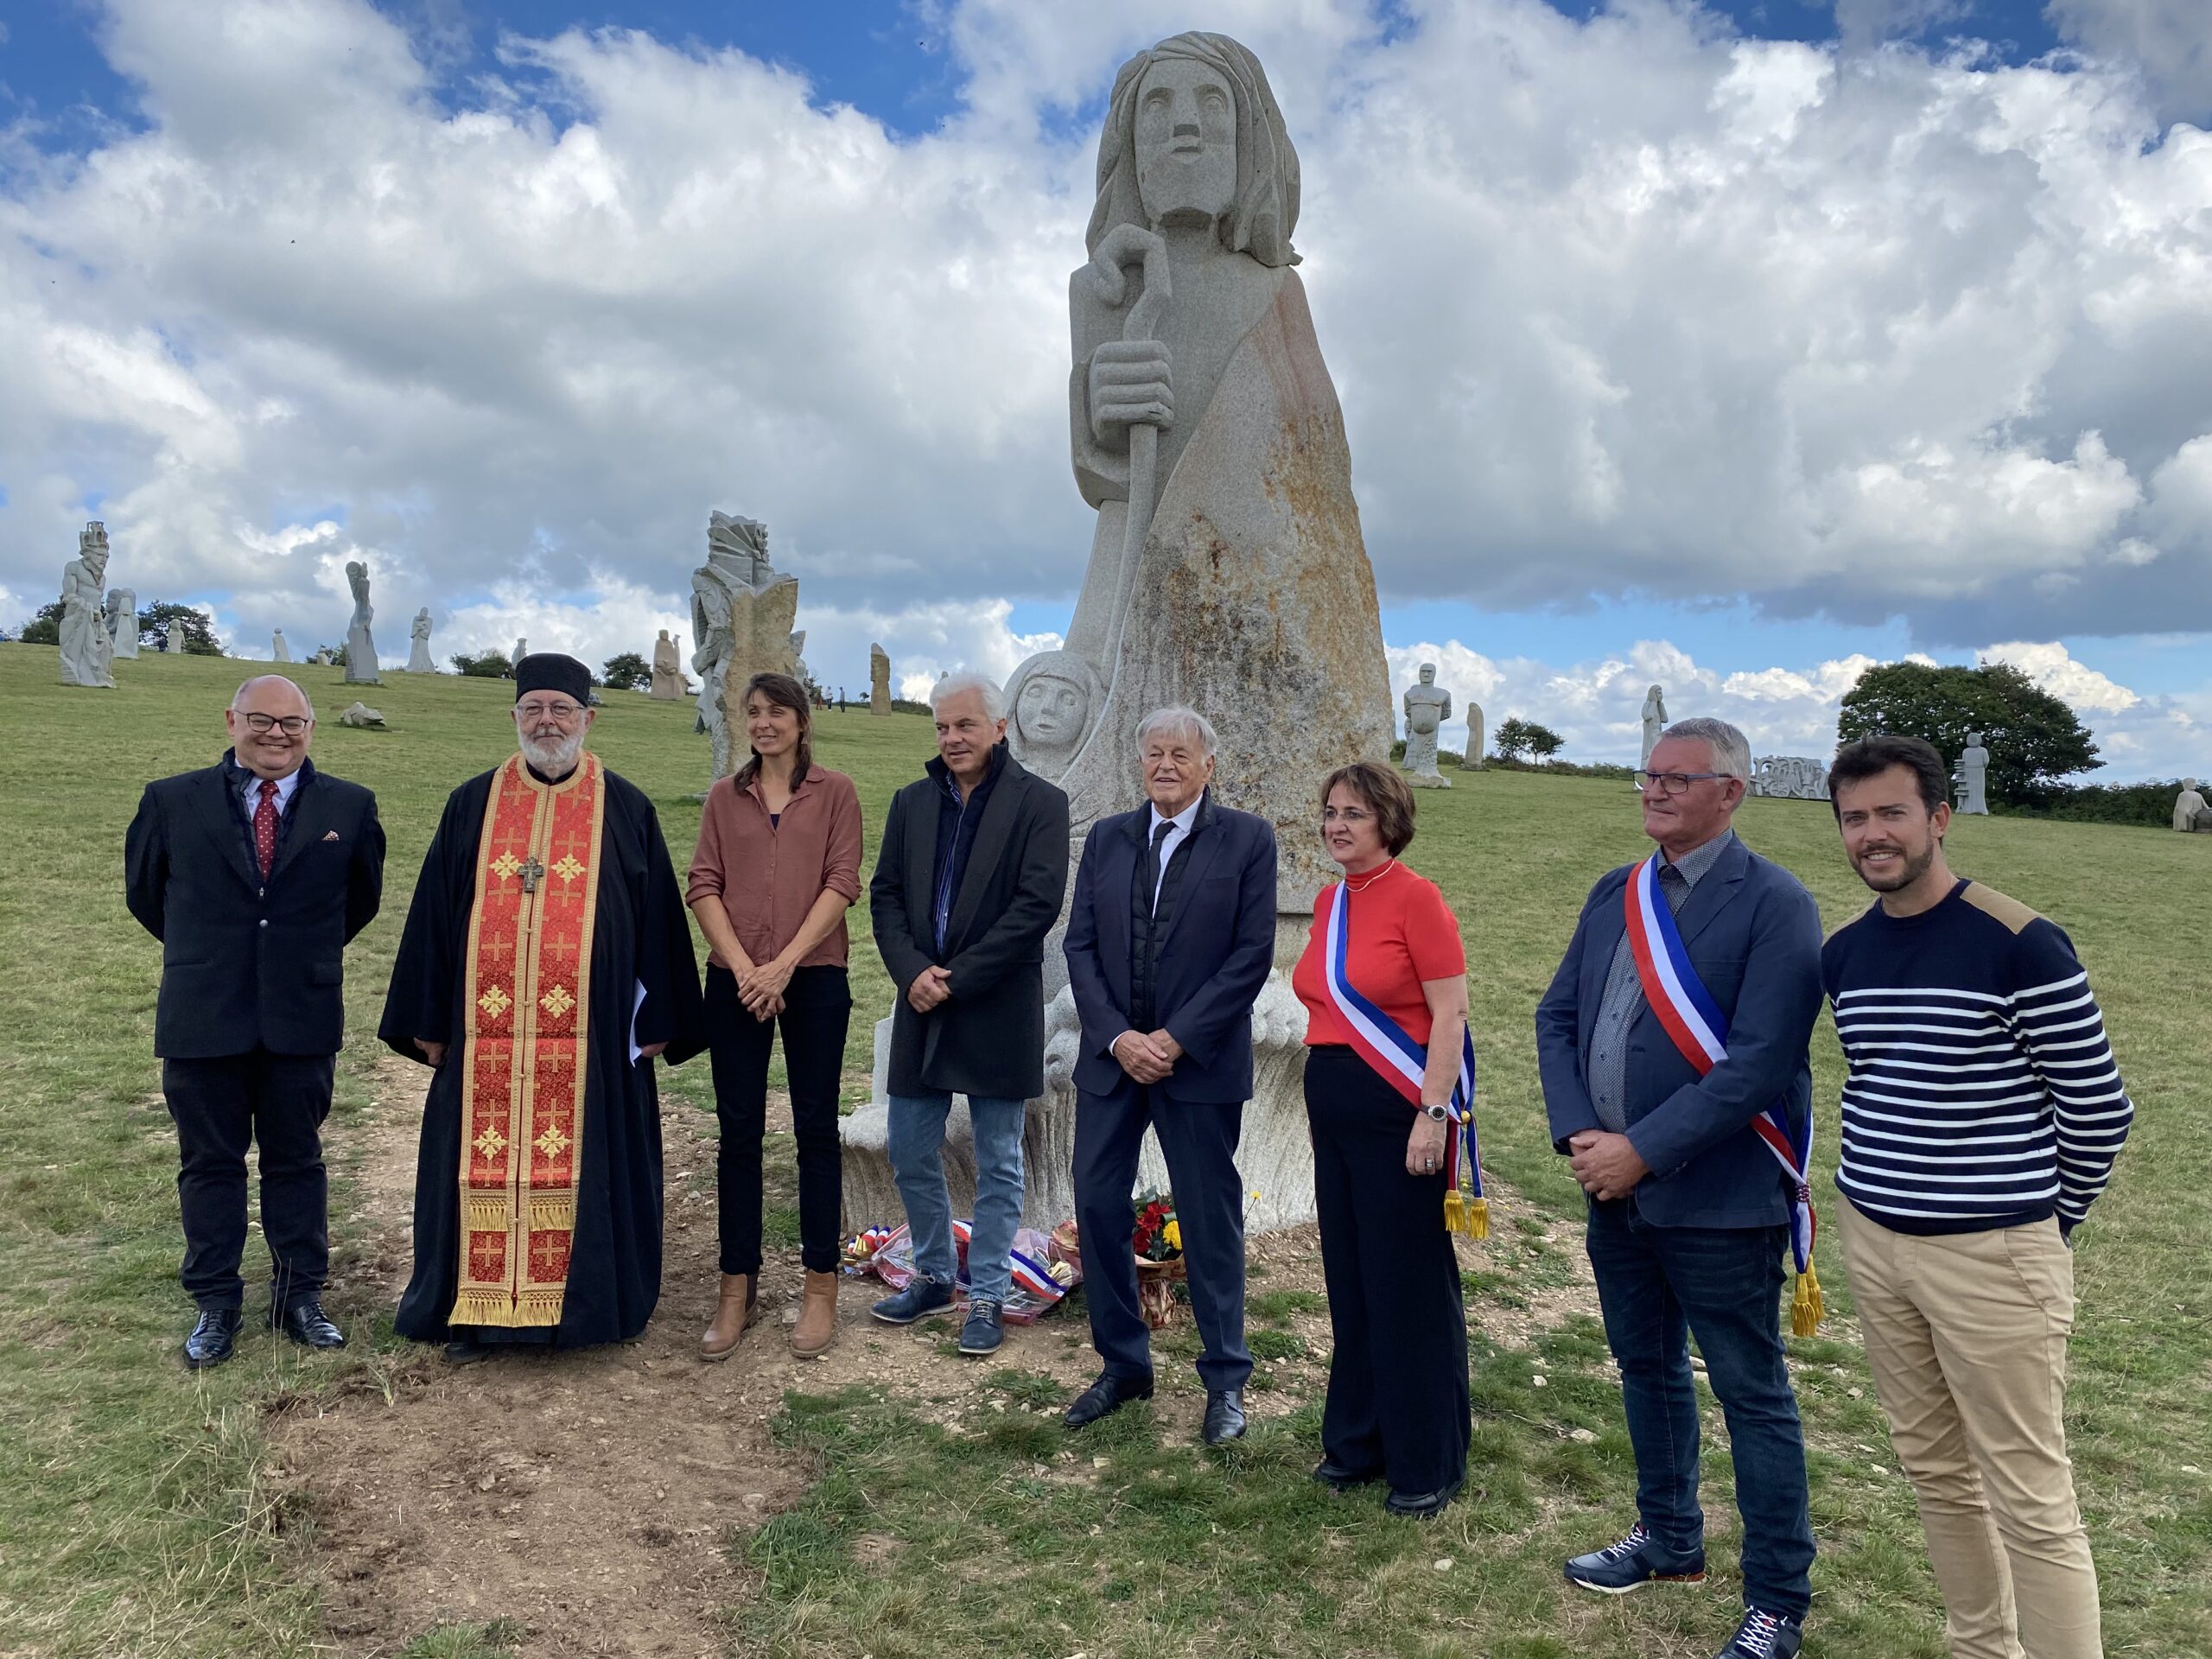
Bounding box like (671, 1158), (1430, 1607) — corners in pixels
(3, 1), (2208, 775)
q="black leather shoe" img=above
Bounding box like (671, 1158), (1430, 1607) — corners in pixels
(1312, 1457), (1381, 1491)
(184, 1307), (243, 1369)
(1386, 1474), (1466, 1519)
(1064, 1370), (1154, 1428)
(443, 1338), (492, 1366)
(271, 1300), (346, 1350)
(1201, 1389), (1247, 1446)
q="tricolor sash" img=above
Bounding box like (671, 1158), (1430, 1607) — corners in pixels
(1321, 880), (1487, 1238)
(451, 752), (607, 1328)
(1623, 853), (1824, 1334)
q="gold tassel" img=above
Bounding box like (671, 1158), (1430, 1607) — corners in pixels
(1464, 1196), (1490, 1240)
(1790, 1262), (1825, 1337)
(1444, 1189), (1465, 1234)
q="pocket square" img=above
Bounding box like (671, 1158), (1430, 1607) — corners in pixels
(322, 830), (341, 842)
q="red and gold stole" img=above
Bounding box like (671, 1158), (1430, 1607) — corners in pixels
(450, 752), (607, 1328)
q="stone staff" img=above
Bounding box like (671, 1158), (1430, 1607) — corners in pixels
(1083, 223), (1172, 676)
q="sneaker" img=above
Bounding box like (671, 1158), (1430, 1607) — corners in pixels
(1714, 1606), (1802, 1659)
(869, 1277), (956, 1325)
(1564, 1522), (1707, 1594)
(957, 1298), (1004, 1356)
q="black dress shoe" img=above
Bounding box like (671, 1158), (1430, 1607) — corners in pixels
(1386, 1474), (1466, 1519)
(1201, 1389), (1247, 1446)
(271, 1300), (346, 1350)
(1312, 1457), (1382, 1491)
(1064, 1370), (1154, 1428)
(184, 1307), (243, 1370)
(442, 1338), (492, 1366)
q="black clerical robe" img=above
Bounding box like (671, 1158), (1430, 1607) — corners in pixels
(379, 753), (704, 1347)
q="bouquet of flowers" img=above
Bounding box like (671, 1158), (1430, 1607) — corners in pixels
(1131, 1189), (1182, 1262)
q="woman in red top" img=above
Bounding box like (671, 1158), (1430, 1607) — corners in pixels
(687, 672), (862, 1363)
(1290, 760), (1472, 1517)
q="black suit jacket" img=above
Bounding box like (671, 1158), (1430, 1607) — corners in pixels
(125, 754), (385, 1059)
(869, 748), (1070, 1101)
(1065, 791), (1278, 1105)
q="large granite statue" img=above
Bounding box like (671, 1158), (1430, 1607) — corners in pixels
(343, 560), (380, 683)
(1640, 683), (1669, 772)
(105, 587), (140, 660)
(690, 511), (805, 779)
(1464, 699), (1484, 771)
(650, 629), (686, 700)
(405, 608), (435, 673)
(868, 642), (892, 715)
(2174, 779), (2211, 833)
(1956, 733), (1990, 816)
(272, 629), (291, 663)
(1402, 662), (1452, 787)
(846, 32), (1394, 1238)
(512, 636), (528, 672)
(58, 523), (116, 688)
(1752, 756), (1832, 801)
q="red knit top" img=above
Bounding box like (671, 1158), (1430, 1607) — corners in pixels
(1293, 861), (1465, 1047)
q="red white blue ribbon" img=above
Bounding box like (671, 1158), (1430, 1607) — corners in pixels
(1623, 853), (1817, 1276)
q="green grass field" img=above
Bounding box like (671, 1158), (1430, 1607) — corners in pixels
(3, 645), (2207, 1657)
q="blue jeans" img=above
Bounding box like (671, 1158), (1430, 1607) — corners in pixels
(887, 1091), (1026, 1305)
(1586, 1198), (1815, 1619)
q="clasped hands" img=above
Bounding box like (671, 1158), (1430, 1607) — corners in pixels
(906, 964), (952, 1015)
(1112, 1028), (1183, 1085)
(1568, 1129), (1649, 1202)
(737, 956), (795, 1021)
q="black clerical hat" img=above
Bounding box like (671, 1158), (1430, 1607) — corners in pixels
(514, 652), (592, 706)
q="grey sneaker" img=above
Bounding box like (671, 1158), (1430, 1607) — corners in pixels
(957, 1297), (1004, 1356)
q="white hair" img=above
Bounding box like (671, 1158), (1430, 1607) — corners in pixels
(232, 675), (315, 720)
(1135, 705), (1217, 756)
(1662, 716), (1751, 781)
(930, 671), (1006, 721)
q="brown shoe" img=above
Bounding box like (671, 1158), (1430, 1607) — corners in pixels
(700, 1273), (757, 1362)
(791, 1269), (838, 1359)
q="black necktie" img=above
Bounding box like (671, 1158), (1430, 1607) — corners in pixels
(1147, 818), (1176, 916)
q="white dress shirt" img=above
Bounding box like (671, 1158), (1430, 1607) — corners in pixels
(237, 765), (303, 818)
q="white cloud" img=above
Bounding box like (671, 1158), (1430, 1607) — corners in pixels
(2048, 0), (2212, 125)
(1979, 639), (2141, 712)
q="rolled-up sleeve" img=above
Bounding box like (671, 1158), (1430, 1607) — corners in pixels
(685, 779), (729, 906)
(822, 775), (863, 904)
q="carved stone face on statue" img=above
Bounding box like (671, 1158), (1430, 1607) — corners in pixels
(1005, 649), (1105, 778)
(1135, 55), (1237, 226)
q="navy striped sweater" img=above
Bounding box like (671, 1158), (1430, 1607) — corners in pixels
(1821, 880), (2133, 1236)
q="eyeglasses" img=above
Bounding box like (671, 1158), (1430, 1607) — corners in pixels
(515, 701), (584, 723)
(1321, 805), (1373, 824)
(241, 713), (311, 735)
(1637, 770), (1731, 796)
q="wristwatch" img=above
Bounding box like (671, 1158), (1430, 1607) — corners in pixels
(1422, 1104), (1449, 1122)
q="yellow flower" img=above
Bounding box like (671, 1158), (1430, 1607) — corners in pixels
(1164, 1219), (1182, 1252)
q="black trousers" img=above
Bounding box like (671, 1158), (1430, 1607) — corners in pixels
(705, 963), (850, 1276)
(1074, 1077), (1252, 1392)
(162, 1048), (336, 1312)
(1306, 1046), (1471, 1497)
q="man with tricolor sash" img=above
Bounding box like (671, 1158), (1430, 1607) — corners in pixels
(1537, 716), (1825, 1659)
(380, 654), (705, 1361)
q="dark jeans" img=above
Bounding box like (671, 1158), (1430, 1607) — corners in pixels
(1586, 1196), (1815, 1618)
(1306, 1046), (1470, 1497)
(1074, 1078), (1252, 1391)
(705, 963), (850, 1276)
(162, 1048), (335, 1312)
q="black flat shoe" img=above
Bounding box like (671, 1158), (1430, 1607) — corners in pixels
(1064, 1370), (1154, 1428)
(184, 1307), (243, 1370)
(1201, 1389), (1247, 1446)
(442, 1338), (493, 1365)
(1312, 1457), (1382, 1491)
(271, 1300), (346, 1351)
(1386, 1475), (1466, 1518)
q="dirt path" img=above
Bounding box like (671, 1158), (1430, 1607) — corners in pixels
(270, 1056), (1599, 1656)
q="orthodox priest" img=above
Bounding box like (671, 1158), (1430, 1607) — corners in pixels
(380, 653), (705, 1360)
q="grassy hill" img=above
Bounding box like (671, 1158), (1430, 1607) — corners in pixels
(2, 644), (2207, 1656)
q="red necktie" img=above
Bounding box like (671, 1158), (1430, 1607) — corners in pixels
(254, 779), (280, 879)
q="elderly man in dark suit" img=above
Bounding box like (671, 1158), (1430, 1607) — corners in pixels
(868, 673), (1071, 1358)
(1063, 706), (1278, 1445)
(125, 676), (385, 1368)
(1537, 716), (1823, 1659)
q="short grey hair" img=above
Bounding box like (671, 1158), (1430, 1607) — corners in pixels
(232, 675), (315, 720)
(1135, 705), (1217, 756)
(930, 671), (1005, 721)
(1662, 716), (1750, 782)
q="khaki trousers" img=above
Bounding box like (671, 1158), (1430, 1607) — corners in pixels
(1838, 1203), (2102, 1659)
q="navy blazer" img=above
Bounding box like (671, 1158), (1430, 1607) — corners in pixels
(1065, 791), (1278, 1105)
(1535, 835), (1822, 1230)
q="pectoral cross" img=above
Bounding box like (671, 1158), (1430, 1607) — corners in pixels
(518, 855), (545, 894)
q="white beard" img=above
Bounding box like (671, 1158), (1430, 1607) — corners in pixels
(519, 728), (586, 776)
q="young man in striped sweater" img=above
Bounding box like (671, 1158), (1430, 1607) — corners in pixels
(1824, 734), (2133, 1659)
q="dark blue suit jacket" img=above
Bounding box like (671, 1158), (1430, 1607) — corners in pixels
(1535, 835), (1822, 1230)
(1065, 791), (1278, 1105)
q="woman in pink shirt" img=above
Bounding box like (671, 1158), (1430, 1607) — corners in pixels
(687, 672), (862, 1362)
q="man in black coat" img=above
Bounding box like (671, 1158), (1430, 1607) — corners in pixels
(125, 676), (385, 1367)
(867, 674), (1070, 1357)
(1063, 707), (1278, 1444)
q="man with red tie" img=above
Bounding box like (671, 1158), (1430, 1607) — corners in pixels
(127, 676), (385, 1367)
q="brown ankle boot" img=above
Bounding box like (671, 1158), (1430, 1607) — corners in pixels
(700, 1273), (756, 1362)
(791, 1269), (838, 1359)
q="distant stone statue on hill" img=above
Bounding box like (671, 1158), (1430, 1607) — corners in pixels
(406, 608), (435, 673)
(1640, 683), (1669, 772)
(105, 587), (140, 659)
(343, 560), (380, 683)
(59, 522), (116, 688)
(2175, 779), (2212, 833)
(1956, 734), (1990, 816)
(1402, 662), (1452, 787)
(1464, 699), (1484, 770)
(272, 629), (291, 663)
(650, 629), (686, 700)
(869, 642), (892, 715)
